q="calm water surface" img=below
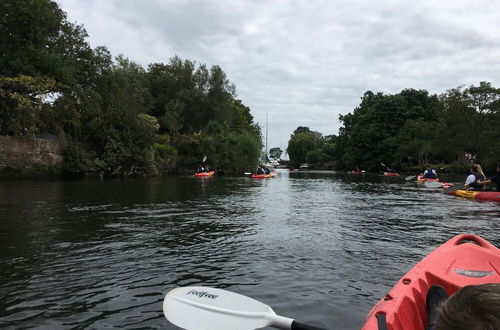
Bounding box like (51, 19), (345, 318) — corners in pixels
(1, 170), (499, 329)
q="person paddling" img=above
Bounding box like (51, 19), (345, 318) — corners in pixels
(423, 165), (437, 179)
(465, 164), (486, 191)
(478, 163), (500, 191)
(196, 165), (205, 173)
(387, 166), (396, 173)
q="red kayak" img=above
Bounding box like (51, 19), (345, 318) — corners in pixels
(446, 189), (500, 202)
(252, 172), (276, 179)
(383, 172), (400, 176)
(194, 171), (215, 177)
(362, 234), (500, 330)
(417, 175), (439, 183)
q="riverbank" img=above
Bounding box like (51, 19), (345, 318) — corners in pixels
(0, 136), (65, 178)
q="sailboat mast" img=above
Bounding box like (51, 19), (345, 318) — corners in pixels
(265, 114), (268, 163)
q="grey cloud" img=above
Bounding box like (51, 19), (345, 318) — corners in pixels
(59, 0), (500, 149)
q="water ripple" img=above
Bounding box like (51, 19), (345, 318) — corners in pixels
(0, 173), (498, 329)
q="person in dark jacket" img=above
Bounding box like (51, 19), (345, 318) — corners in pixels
(478, 163), (500, 191)
(465, 164), (485, 190)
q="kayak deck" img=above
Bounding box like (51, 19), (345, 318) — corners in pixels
(252, 172), (276, 179)
(362, 234), (500, 330)
(383, 172), (400, 176)
(446, 189), (500, 202)
(417, 175), (439, 183)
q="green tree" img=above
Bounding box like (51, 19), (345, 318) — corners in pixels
(0, 0), (108, 88)
(389, 118), (445, 166)
(287, 129), (318, 168)
(336, 89), (442, 170)
(86, 57), (156, 176)
(439, 82), (500, 166)
(269, 147), (283, 160)
(0, 75), (57, 136)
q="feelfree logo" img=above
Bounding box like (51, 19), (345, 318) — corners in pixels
(186, 289), (219, 299)
(453, 269), (494, 278)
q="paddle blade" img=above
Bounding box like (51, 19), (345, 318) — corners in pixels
(444, 184), (462, 193)
(163, 286), (283, 330)
(405, 175), (416, 181)
(202, 156), (207, 163)
(424, 181), (444, 188)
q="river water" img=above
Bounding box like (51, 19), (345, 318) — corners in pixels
(0, 170), (499, 329)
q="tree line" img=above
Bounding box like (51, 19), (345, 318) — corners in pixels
(287, 85), (500, 173)
(0, 0), (262, 177)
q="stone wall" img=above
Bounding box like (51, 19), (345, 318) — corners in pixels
(0, 136), (66, 177)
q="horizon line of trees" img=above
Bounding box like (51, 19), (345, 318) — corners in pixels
(0, 0), (262, 177)
(287, 83), (500, 173)
(3, 1), (498, 178)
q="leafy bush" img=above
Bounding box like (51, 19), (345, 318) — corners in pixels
(63, 144), (88, 176)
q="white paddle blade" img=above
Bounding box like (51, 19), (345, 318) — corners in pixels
(163, 286), (291, 330)
(405, 175), (416, 181)
(202, 156), (207, 163)
(424, 180), (443, 188)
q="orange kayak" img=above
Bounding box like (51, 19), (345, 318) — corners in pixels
(194, 171), (215, 177)
(363, 234), (500, 330)
(417, 175), (439, 183)
(383, 172), (400, 176)
(252, 171), (276, 179)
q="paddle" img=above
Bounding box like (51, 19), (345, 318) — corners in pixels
(443, 184), (462, 193)
(405, 175), (416, 181)
(202, 156), (207, 163)
(424, 181), (443, 188)
(163, 286), (329, 330)
(244, 172), (252, 175)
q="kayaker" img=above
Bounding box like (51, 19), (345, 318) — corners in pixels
(465, 164), (486, 190)
(256, 166), (265, 174)
(196, 165), (205, 173)
(429, 283), (500, 330)
(479, 163), (500, 191)
(423, 165), (437, 179)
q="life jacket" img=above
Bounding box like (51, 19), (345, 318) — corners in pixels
(469, 173), (483, 190)
(424, 169), (436, 179)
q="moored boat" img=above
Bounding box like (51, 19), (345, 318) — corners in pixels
(446, 189), (500, 202)
(194, 171), (215, 177)
(362, 234), (500, 330)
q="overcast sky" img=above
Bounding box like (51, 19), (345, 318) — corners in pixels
(59, 0), (500, 152)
